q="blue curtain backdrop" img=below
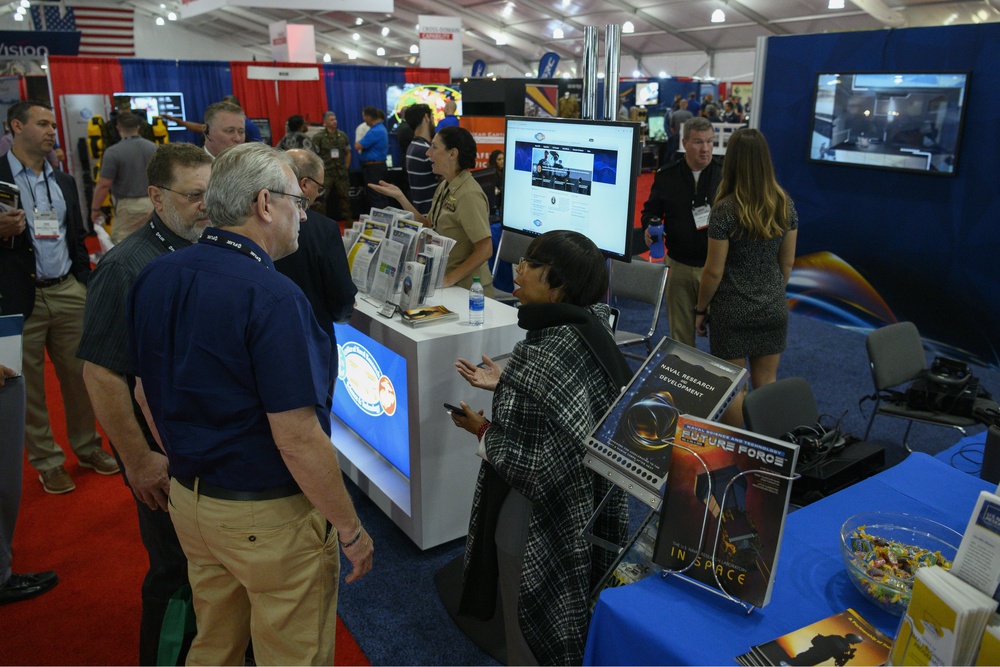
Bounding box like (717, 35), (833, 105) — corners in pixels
(323, 64), (406, 168)
(120, 59), (233, 145)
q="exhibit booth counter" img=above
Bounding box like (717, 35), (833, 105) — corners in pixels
(330, 287), (523, 549)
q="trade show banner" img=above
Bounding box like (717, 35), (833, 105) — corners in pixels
(181, 0), (393, 19)
(459, 116), (504, 169)
(268, 22), (316, 64)
(538, 52), (560, 79)
(471, 59), (486, 78)
(418, 15), (463, 79)
(0, 30), (80, 56)
(525, 84), (558, 117)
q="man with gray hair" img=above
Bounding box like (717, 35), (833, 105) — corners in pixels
(202, 101), (246, 157)
(127, 142), (373, 665)
(640, 116), (721, 347)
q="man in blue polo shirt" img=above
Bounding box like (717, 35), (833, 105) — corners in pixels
(355, 106), (389, 211)
(127, 142), (373, 665)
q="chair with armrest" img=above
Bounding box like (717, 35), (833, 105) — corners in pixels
(742, 377), (819, 440)
(863, 321), (977, 452)
(491, 229), (533, 304)
(608, 258), (668, 361)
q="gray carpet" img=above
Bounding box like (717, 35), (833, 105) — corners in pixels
(334, 303), (999, 665)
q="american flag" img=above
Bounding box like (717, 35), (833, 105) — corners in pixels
(30, 5), (135, 57)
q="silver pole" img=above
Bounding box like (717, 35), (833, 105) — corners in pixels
(581, 25), (599, 120)
(603, 24), (621, 121)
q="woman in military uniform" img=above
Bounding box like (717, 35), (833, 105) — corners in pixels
(368, 126), (493, 293)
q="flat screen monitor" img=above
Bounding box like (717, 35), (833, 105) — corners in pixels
(249, 117), (272, 145)
(808, 72), (969, 175)
(648, 115), (665, 140)
(386, 83), (462, 134)
(114, 92), (186, 131)
(502, 116), (641, 261)
(636, 81), (659, 107)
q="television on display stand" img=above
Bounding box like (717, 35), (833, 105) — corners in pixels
(501, 116), (641, 261)
(808, 72), (970, 176)
(113, 92), (187, 131)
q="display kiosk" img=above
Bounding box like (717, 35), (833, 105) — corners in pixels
(329, 288), (524, 549)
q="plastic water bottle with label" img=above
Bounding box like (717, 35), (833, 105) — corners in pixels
(469, 276), (485, 326)
(648, 216), (665, 261)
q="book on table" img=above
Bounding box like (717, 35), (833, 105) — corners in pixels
(650, 414), (799, 608)
(735, 607), (892, 666)
(399, 305), (458, 328)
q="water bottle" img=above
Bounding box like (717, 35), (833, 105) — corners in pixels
(469, 276), (485, 327)
(648, 217), (665, 261)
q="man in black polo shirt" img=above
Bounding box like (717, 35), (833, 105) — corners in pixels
(77, 142), (213, 665)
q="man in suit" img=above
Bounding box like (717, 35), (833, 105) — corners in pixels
(0, 101), (117, 496)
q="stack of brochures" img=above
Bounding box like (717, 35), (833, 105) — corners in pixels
(736, 608), (892, 666)
(399, 305), (458, 328)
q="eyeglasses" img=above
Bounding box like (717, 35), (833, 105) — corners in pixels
(516, 257), (549, 273)
(158, 186), (206, 204)
(305, 176), (326, 197)
(268, 191), (310, 212)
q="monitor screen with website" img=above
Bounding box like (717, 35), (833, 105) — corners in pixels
(114, 92), (186, 131)
(808, 72), (969, 175)
(502, 116), (641, 260)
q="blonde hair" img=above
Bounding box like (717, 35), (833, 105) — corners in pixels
(714, 128), (790, 240)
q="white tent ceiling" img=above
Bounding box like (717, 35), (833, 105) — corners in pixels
(88, 0), (1000, 75)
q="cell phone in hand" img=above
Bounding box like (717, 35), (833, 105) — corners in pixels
(443, 402), (464, 415)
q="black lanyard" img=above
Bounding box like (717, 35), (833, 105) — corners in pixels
(14, 157), (54, 211)
(148, 219), (179, 253)
(199, 229), (268, 266)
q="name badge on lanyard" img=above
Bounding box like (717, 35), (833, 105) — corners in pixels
(692, 205), (711, 231)
(33, 209), (60, 239)
(331, 148), (340, 159)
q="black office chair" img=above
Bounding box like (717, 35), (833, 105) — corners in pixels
(608, 258), (668, 361)
(863, 321), (977, 452)
(742, 377), (819, 440)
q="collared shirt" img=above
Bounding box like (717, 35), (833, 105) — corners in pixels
(358, 122), (388, 162)
(127, 227), (334, 491)
(429, 169), (492, 290)
(7, 150), (70, 280)
(435, 115), (459, 133)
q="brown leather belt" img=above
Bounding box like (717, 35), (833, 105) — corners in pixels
(362, 160), (386, 166)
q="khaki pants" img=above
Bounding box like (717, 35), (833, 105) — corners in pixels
(111, 197), (154, 244)
(22, 277), (102, 473)
(168, 479), (340, 666)
(665, 259), (703, 348)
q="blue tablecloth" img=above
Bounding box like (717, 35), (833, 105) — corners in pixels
(584, 453), (991, 666)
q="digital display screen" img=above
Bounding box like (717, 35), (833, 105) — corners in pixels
(636, 81), (659, 107)
(808, 72), (969, 175)
(502, 116), (641, 260)
(648, 116), (665, 140)
(114, 92), (186, 131)
(386, 83), (462, 134)
(332, 323), (410, 478)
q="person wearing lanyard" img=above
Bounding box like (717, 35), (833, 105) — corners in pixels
(355, 106), (390, 211)
(127, 142), (373, 665)
(0, 101), (116, 497)
(639, 117), (722, 347)
(76, 143), (213, 665)
(367, 126), (494, 292)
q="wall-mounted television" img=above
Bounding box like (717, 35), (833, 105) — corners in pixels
(386, 83), (462, 133)
(113, 92), (186, 131)
(808, 72), (969, 175)
(636, 81), (659, 107)
(502, 116), (641, 261)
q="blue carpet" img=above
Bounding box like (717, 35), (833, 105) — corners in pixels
(335, 302), (1000, 665)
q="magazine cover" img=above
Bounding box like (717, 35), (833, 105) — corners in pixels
(584, 337), (747, 508)
(737, 608), (892, 666)
(400, 304), (458, 327)
(651, 415), (799, 608)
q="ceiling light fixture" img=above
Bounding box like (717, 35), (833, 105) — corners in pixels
(410, 44), (419, 54)
(828, 0), (844, 8)
(352, 32), (360, 40)
(502, 3), (514, 18)
(16, 6), (25, 15)
(622, 21), (634, 33)
(167, 11), (177, 20)
(20, 0), (30, 8)
(553, 27), (564, 39)
(658, 70), (667, 78)
(348, 51), (357, 60)
(632, 69), (641, 77)
(711, 9), (725, 23)
(376, 47), (386, 56)
(155, 16), (165, 25)
(561, 72), (571, 79)
(355, 17), (363, 25)
(495, 32), (508, 45)
(13, 11), (22, 20)
(381, 26), (389, 36)
(597, 72), (605, 79)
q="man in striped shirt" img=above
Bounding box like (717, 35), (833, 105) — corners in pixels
(404, 104), (437, 215)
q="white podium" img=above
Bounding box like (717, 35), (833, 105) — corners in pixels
(330, 288), (524, 549)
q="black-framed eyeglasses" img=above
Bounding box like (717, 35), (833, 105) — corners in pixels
(158, 186), (206, 203)
(305, 176), (326, 197)
(516, 256), (549, 273)
(267, 191), (310, 212)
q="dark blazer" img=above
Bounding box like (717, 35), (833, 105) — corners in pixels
(273, 208), (357, 351)
(0, 154), (91, 318)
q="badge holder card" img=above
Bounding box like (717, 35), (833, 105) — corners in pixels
(656, 444), (799, 615)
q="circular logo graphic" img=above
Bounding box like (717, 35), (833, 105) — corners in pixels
(338, 341), (390, 417)
(379, 375), (397, 416)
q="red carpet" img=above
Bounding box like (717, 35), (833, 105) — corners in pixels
(2, 238), (369, 666)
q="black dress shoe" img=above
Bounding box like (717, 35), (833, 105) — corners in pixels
(0, 571), (59, 605)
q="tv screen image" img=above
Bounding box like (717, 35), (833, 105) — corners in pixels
(636, 81), (659, 107)
(114, 92), (186, 131)
(648, 116), (665, 140)
(386, 83), (462, 134)
(808, 72), (969, 175)
(502, 116), (641, 260)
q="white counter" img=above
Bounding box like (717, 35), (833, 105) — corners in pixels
(329, 287), (524, 549)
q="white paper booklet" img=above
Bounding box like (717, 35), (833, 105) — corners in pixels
(398, 261), (425, 311)
(347, 233), (382, 293)
(427, 234), (456, 289)
(952, 490), (1000, 602)
(369, 208), (398, 225)
(362, 219), (389, 239)
(366, 237), (404, 305)
(385, 206), (414, 220)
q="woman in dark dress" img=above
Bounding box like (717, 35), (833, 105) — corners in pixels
(693, 128), (798, 425)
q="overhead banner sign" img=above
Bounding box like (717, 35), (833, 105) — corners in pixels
(269, 21), (316, 63)
(0, 30), (81, 56)
(246, 65), (320, 81)
(471, 59), (486, 78)
(418, 15), (462, 79)
(538, 52), (560, 79)
(181, 0), (393, 19)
